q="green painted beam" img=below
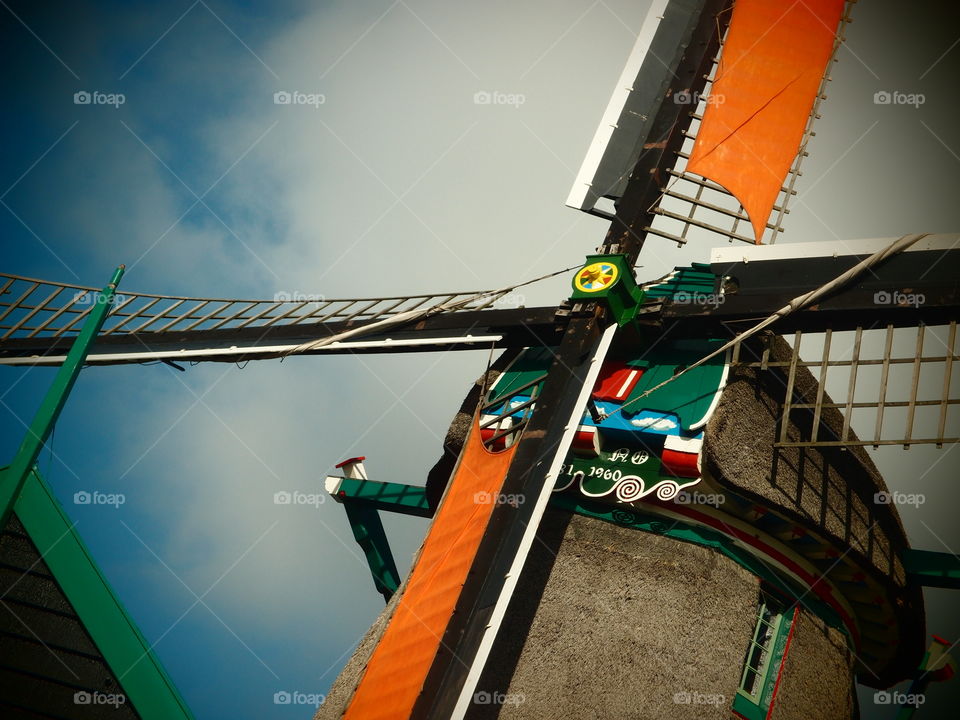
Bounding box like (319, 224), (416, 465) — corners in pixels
(10, 466), (194, 719)
(903, 549), (960, 589)
(343, 502), (402, 602)
(334, 478), (433, 518)
(0, 266), (124, 528)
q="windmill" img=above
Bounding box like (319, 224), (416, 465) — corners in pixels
(1, 1), (959, 720)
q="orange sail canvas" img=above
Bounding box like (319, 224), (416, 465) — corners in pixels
(685, 0), (844, 243)
(342, 421), (517, 720)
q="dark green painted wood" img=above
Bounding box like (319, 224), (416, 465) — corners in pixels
(342, 501), (402, 602)
(903, 549), (960, 589)
(335, 478), (432, 518)
(9, 466), (194, 719)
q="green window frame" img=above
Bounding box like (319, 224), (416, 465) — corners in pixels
(732, 593), (795, 720)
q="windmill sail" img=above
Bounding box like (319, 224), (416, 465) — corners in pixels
(685, 0), (846, 243)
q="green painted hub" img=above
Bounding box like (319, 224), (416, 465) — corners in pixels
(570, 253), (645, 326)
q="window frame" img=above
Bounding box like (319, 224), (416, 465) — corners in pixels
(732, 593), (797, 720)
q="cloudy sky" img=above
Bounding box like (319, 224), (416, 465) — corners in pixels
(1, 0), (958, 718)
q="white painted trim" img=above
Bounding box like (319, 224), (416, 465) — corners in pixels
(0, 334), (504, 366)
(687, 348), (731, 432)
(324, 476), (343, 498)
(565, 0), (670, 212)
(710, 233), (960, 265)
(663, 434), (702, 453)
(615, 369), (640, 399)
(451, 322), (619, 720)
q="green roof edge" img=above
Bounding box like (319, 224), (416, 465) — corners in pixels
(8, 465), (195, 720)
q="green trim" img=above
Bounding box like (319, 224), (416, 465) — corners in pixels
(334, 478), (432, 518)
(903, 549), (960, 588)
(0, 266), (124, 528)
(732, 691), (766, 720)
(10, 466), (194, 720)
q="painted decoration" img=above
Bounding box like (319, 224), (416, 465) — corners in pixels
(574, 261), (619, 292)
(593, 361), (644, 402)
(486, 349), (727, 506)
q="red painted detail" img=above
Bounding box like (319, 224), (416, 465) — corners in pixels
(666, 503), (860, 646)
(933, 634), (951, 646)
(766, 607), (800, 720)
(592, 362), (644, 402)
(335, 456), (366, 469)
(933, 665), (955, 682)
(571, 427), (600, 457)
(338, 490), (346, 498)
(661, 447), (700, 478)
(479, 427), (510, 452)
(790, 526), (806, 538)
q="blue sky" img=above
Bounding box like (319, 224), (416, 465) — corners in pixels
(1, 1), (959, 718)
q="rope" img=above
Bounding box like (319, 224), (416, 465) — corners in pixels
(280, 264), (580, 358)
(612, 232), (930, 417)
